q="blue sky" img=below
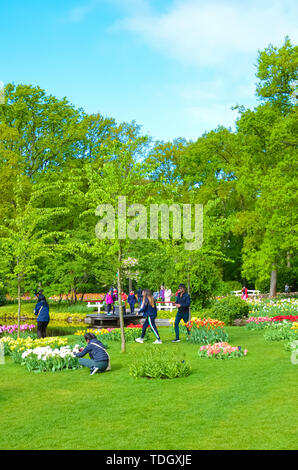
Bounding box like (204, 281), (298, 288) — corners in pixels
(0, 0), (297, 142)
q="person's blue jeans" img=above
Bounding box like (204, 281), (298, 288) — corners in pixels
(78, 358), (108, 371)
(174, 312), (190, 340)
(129, 303), (135, 314)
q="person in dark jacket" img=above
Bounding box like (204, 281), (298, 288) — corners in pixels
(34, 291), (50, 338)
(127, 291), (137, 314)
(172, 284), (191, 343)
(75, 333), (110, 375)
(135, 289), (162, 344)
(136, 287), (143, 306)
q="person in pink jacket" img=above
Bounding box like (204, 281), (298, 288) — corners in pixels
(105, 291), (114, 315)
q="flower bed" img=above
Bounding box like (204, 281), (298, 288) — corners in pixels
(198, 342), (248, 359)
(0, 335), (69, 358)
(20, 345), (81, 372)
(0, 323), (36, 336)
(263, 321), (297, 342)
(74, 324), (149, 342)
(246, 315), (298, 330)
(182, 318), (228, 344)
(248, 298), (298, 318)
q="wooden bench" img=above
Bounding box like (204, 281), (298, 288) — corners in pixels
(86, 301), (103, 313)
(233, 290), (260, 298)
(156, 301), (177, 312)
(86, 313), (141, 327)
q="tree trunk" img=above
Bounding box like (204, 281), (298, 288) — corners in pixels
(270, 266), (277, 297)
(117, 244), (126, 353)
(187, 258), (191, 321)
(17, 273), (21, 339)
(129, 277), (132, 292)
(287, 252), (291, 269)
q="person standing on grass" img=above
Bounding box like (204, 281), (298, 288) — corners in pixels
(135, 289), (162, 344)
(172, 284), (191, 343)
(75, 333), (110, 376)
(34, 290), (50, 338)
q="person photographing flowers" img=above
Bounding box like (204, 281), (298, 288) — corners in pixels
(172, 284), (191, 343)
(75, 332), (110, 376)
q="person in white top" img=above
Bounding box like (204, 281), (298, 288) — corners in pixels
(164, 288), (172, 306)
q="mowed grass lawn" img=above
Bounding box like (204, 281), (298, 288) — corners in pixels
(0, 327), (297, 450)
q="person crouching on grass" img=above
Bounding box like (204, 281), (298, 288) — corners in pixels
(135, 289), (162, 344)
(75, 333), (110, 375)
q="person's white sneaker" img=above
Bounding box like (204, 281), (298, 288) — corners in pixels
(135, 337), (144, 343)
(153, 339), (162, 344)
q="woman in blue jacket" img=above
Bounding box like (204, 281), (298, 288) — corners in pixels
(135, 289), (162, 344)
(75, 333), (110, 375)
(34, 291), (50, 338)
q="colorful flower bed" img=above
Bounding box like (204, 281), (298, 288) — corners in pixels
(20, 345), (81, 372)
(74, 324), (148, 342)
(0, 323), (36, 336)
(0, 335), (69, 358)
(246, 315), (298, 330)
(172, 317), (229, 344)
(198, 342), (248, 359)
(248, 298), (298, 318)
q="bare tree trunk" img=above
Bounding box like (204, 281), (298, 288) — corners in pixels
(17, 273), (21, 339)
(117, 244), (126, 353)
(270, 266), (277, 297)
(287, 252), (291, 269)
(187, 258), (191, 321)
(129, 277), (132, 292)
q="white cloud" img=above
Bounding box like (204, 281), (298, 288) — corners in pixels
(67, 0), (101, 23)
(116, 0), (298, 66)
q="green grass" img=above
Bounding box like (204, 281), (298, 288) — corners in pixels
(0, 327), (297, 450)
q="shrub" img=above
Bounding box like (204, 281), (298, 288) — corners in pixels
(129, 347), (192, 379)
(210, 296), (249, 325)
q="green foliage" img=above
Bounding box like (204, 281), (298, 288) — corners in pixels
(256, 37), (298, 109)
(213, 280), (242, 297)
(129, 346), (192, 379)
(210, 297), (249, 325)
(263, 322), (296, 342)
(0, 37), (297, 307)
